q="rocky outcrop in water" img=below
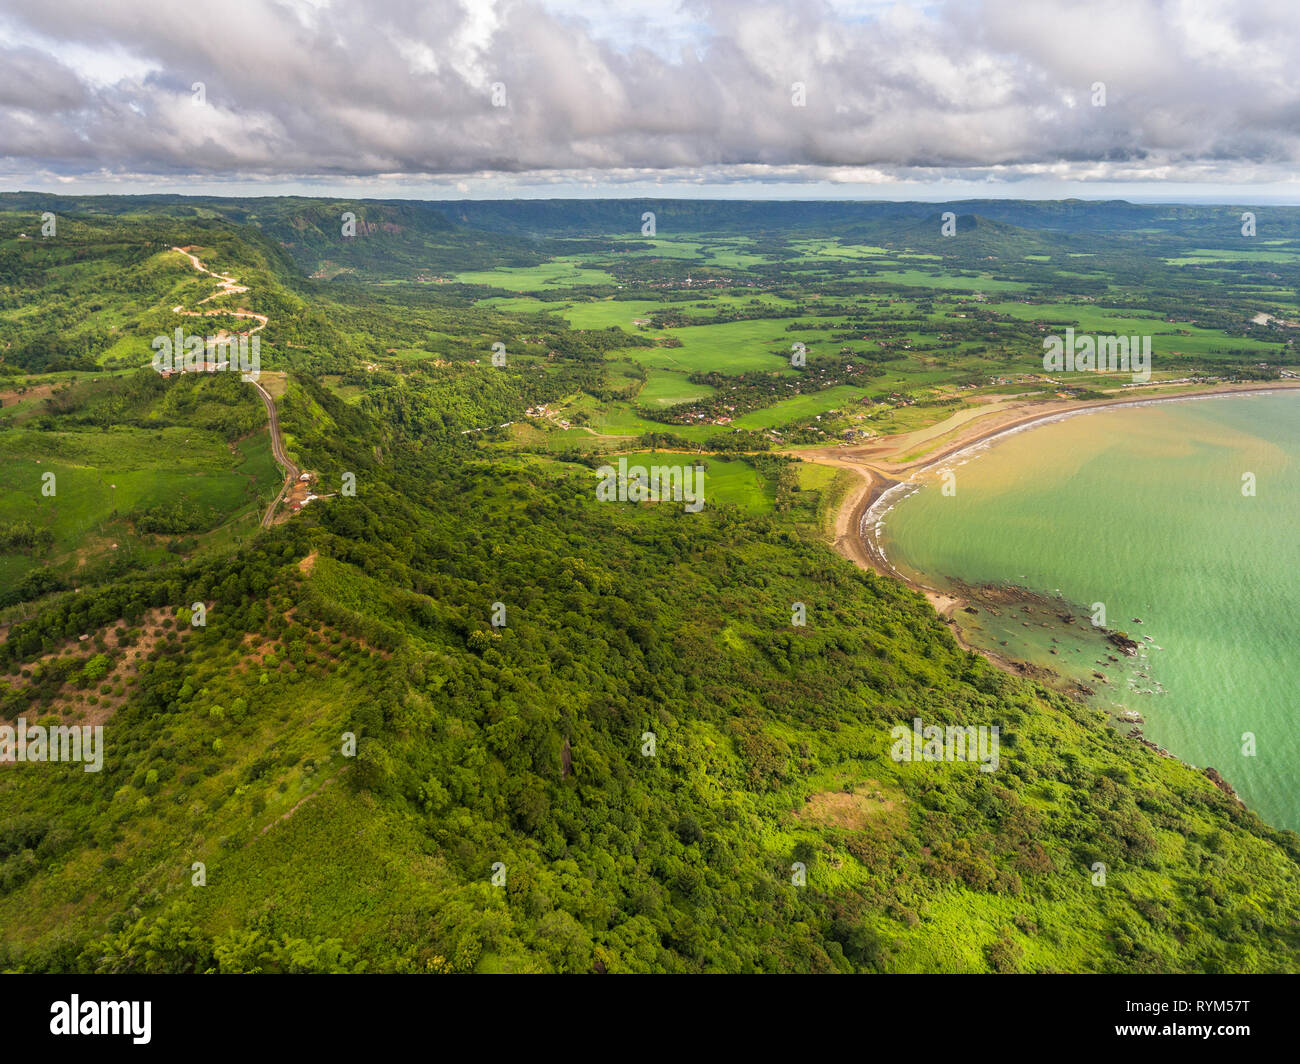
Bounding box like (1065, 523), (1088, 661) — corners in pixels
(1105, 630), (1140, 656)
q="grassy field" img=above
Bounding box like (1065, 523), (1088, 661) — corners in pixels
(453, 259), (618, 290)
(0, 423), (278, 594)
(599, 451), (773, 512)
(637, 370), (715, 407)
(733, 384), (870, 430)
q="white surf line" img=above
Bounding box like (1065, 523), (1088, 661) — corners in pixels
(858, 479), (928, 585)
(861, 387), (1296, 574)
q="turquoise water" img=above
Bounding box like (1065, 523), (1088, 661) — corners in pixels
(879, 392), (1300, 831)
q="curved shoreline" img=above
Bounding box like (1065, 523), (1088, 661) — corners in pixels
(806, 382), (1300, 805)
(810, 382), (1300, 598)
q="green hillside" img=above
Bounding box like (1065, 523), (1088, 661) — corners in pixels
(1, 197), (1299, 973)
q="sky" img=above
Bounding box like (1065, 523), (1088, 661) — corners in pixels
(3, 0), (1300, 202)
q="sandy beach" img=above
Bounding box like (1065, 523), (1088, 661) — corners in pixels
(803, 380), (1300, 618)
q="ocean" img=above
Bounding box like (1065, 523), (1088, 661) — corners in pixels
(877, 391), (1300, 831)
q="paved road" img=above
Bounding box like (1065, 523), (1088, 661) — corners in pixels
(252, 378), (298, 527)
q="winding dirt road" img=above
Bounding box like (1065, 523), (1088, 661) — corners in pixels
(170, 245), (269, 334)
(169, 246), (294, 527)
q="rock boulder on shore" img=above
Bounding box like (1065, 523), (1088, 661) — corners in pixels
(1204, 767), (1244, 804)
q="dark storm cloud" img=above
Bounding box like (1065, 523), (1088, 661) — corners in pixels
(2, 0), (1299, 184)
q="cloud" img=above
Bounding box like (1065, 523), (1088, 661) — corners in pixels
(2, 0), (1300, 188)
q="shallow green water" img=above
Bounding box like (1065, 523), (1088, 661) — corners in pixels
(879, 391), (1300, 831)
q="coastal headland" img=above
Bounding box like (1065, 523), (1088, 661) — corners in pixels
(802, 381), (1300, 695)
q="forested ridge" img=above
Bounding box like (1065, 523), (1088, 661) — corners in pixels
(2, 199), (1299, 972)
